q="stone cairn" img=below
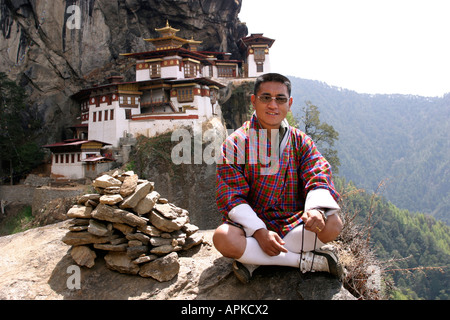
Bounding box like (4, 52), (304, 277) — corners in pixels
(62, 171), (203, 282)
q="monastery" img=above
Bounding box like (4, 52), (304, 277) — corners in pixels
(44, 22), (275, 180)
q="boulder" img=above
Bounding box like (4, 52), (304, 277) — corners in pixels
(70, 246), (97, 268)
(150, 244), (180, 255)
(67, 205), (92, 219)
(119, 174), (139, 197)
(104, 187), (121, 195)
(133, 255), (158, 265)
(127, 245), (149, 259)
(182, 233), (204, 251)
(99, 194), (123, 205)
(77, 194), (101, 205)
(134, 191), (160, 215)
(149, 237), (173, 247)
(182, 223), (199, 237)
(61, 231), (112, 246)
(153, 203), (178, 219)
(138, 224), (162, 237)
(126, 233), (150, 245)
(92, 203), (147, 228)
(104, 252), (140, 275)
(92, 175), (122, 189)
(139, 252), (180, 282)
(94, 243), (128, 252)
(149, 210), (188, 232)
(120, 181), (153, 209)
(87, 219), (112, 237)
(113, 223), (135, 235)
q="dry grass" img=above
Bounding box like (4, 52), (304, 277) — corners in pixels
(334, 182), (393, 300)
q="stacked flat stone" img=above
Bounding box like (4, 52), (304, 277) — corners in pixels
(62, 171), (203, 282)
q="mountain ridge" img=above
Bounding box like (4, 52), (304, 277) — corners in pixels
(287, 76), (450, 225)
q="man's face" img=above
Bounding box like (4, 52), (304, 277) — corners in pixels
(251, 81), (293, 131)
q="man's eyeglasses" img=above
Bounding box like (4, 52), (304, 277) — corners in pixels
(257, 95), (289, 104)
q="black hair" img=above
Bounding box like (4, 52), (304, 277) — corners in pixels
(253, 73), (292, 96)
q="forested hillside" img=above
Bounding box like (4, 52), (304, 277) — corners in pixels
(288, 76), (450, 225)
(335, 177), (449, 300)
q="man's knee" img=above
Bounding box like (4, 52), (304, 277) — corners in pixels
(319, 214), (343, 243)
(213, 224), (246, 259)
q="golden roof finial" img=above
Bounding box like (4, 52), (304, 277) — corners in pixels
(155, 20), (180, 34)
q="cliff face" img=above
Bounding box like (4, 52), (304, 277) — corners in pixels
(0, 0), (248, 144)
(129, 117), (228, 230)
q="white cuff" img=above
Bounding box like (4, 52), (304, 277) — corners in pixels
(305, 189), (340, 216)
(228, 203), (267, 237)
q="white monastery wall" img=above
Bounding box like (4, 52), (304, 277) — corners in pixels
(247, 53), (271, 78)
(51, 156), (84, 179)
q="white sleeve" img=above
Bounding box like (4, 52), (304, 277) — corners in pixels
(305, 188), (340, 216)
(228, 203), (267, 237)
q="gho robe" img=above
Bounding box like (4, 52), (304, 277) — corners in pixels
(216, 114), (340, 237)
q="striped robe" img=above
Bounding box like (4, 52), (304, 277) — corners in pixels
(216, 114), (339, 237)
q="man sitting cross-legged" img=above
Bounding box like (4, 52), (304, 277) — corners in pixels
(213, 73), (343, 283)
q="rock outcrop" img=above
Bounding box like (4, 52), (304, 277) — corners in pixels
(0, 220), (356, 300)
(0, 0), (248, 145)
(62, 171), (203, 282)
(0, 171), (356, 300)
(131, 117), (227, 230)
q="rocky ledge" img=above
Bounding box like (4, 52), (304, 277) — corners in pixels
(61, 171), (203, 282)
(0, 221), (355, 300)
(0, 171), (356, 300)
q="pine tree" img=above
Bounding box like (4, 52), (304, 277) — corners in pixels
(287, 101), (340, 173)
(0, 72), (43, 184)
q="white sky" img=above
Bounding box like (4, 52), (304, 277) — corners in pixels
(239, 0), (450, 97)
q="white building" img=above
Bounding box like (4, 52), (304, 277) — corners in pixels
(45, 22), (275, 179)
(42, 139), (113, 180)
(73, 76), (223, 148)
(239, 33), (275, 78)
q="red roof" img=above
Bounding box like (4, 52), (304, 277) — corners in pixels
(240, 33), (275, 50)
(82, 156), (114, 162)
(42, 139), (111, 149)
(70, 124), (88, 129)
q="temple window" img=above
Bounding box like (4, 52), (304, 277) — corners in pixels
(177, 88), (194, 102)
(254, 48), (266, 61)
(257, 63), (264, 73)
(150, 63), (161, 78)
(217, 66), (236, 78)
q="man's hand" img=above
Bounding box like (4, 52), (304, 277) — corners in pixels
(253, 229), (288, 256)
(302, 209), (326, 234)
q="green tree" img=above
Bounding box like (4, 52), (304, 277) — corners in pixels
(288, 101), (340, 173)
(0, 72), (43, 184)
